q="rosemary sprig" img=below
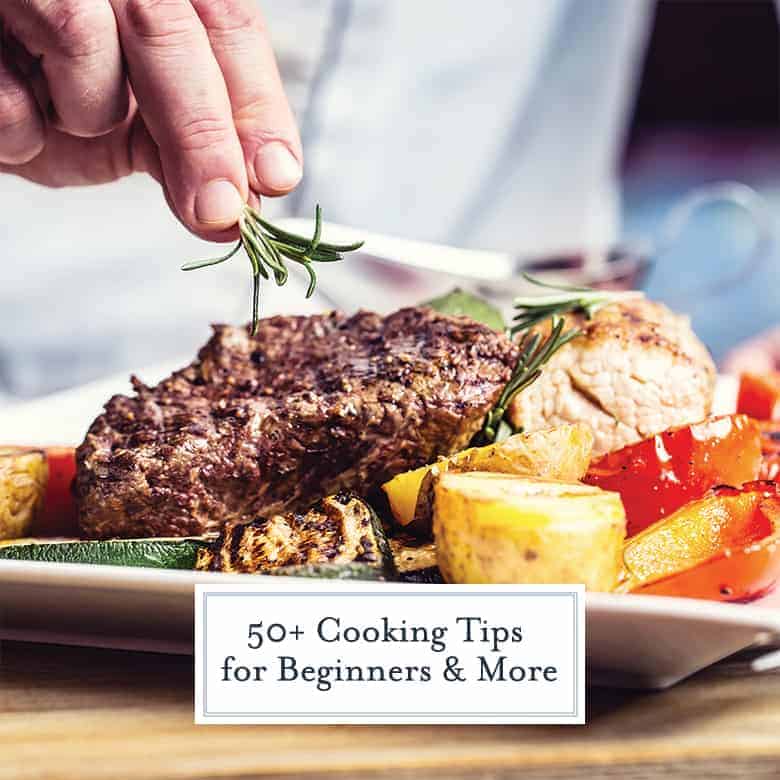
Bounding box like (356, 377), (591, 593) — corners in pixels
(182, 204), (363, 335)
(511, 273), (643, 335)
(477, 275), (642, 444)
(476, 316), (581, 444)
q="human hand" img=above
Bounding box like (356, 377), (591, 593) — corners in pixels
(0, 0), (302, 240)
(722, 326), (780, 375)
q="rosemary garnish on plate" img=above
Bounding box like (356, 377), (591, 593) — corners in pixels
(511, 273), (643, 334)
(182, 204), (363, 335)
(477, 316), (581, 444)
(476, 274), (643, 444)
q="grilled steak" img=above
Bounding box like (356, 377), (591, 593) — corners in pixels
(76, 307), (517, 538)
(507, 299), (716, 455)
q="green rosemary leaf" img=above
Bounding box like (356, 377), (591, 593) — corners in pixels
(181, 241), (242, 271)
(310, 204), (323, 252)
(242, 240), (268, 280)
(511, 274), (643, 337)
(474, 318), (580, 446)
(250, 209), (364, 254)
(302, 262), (317, 298)
(251, 226), (289, 285)
(251, 274), (260, 336)
(316, 238), (366, 252)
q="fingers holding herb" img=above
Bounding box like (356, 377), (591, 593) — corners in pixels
(190, 0), (303, 196)
(0, 53), (44, 164)
(110, 0), (249, 235)
(3, 0), (129, 139)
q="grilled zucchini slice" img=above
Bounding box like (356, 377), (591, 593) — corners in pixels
(196, 493), (396, 578)
(267, 563), (386, 580)
(0, 537), (208, 568)
(389, 535), (443, 583)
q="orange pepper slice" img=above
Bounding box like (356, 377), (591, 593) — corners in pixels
(585, 415), (762, 537)
(624, 482), (780, 602)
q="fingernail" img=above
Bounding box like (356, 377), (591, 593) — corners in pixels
(194, 179), (244, 226)
(254, 142), (302, 192)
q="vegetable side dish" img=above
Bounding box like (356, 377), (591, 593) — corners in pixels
(2, 281), (780, 604)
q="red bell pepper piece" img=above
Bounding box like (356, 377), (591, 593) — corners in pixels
(584, 415), (762, 537)
(31, 447), (78, 536)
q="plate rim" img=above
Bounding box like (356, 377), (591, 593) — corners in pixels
(2, 558), (779, 635)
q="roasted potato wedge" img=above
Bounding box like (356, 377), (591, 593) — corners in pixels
(433, 472), (625, 590)
(0, 448), (47, 541)
(382, 423), (594, 527)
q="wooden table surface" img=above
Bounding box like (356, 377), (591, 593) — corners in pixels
(2, 640), (780, 780)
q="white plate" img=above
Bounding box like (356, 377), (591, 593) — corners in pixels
(0, 233), (773, 688)
(1, 560), (780, 689)
(1, 372), (777, 688)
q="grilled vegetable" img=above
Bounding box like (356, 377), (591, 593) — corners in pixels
(267, 563), (387, 580)
(196, 493), (396, 577)
(585, 415), (762, 537)
(389, 535), (443, 583)
(622, 482), (780, 601)
(0, 537), (207, 568)
(382, 423), (594, 529)
(34, 447), (78, 536)
(0, 448), (47, 540)
(737, 372), (780, 421)
(434, 473), (625, 590)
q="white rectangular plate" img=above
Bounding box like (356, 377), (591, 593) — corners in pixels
(1, 372), (778, 688)
(1, 560), (780, 689)
(0, 223), (774, 689)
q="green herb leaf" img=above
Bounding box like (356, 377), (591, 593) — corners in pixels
(423, 288), (506, 331)
(474, 314), (582, 446)
(511, 273), (643, 335)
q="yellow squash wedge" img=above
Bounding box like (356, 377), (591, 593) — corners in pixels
(382, 423), (594, 527)
(0, 448), (47, 541)
(433, 472), (626, 590)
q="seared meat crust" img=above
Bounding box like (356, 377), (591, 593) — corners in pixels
(508, 299), (716, 455)
(76, 308), (517, 538)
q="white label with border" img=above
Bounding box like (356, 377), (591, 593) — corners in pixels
(195, 583), (584, 725)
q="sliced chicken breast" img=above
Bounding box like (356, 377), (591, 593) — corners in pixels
(508, 298), (716, 455)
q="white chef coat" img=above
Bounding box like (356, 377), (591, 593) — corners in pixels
(0, 0), (652, 401)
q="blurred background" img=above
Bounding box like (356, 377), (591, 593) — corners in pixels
(624, 0), (780, 373)
(0, 0), (778, 404)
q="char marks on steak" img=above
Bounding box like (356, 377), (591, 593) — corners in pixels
(76, 307), (517, 538)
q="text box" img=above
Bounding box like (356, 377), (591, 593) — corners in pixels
(195, 583), (584, 725)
